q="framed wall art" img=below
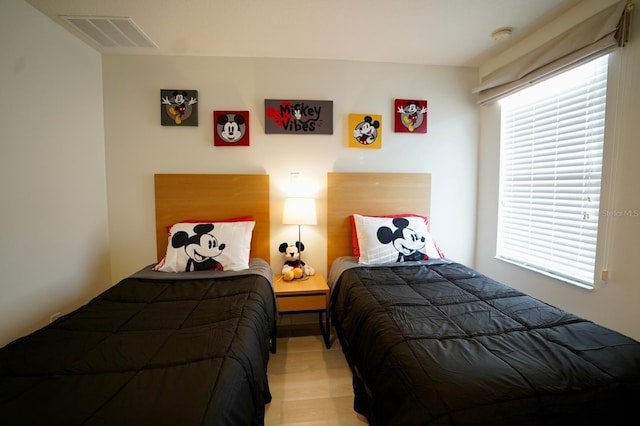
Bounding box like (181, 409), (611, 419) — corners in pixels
(348, 113), (382, 149)
(160, 89), (198, 126)
(394, 99), (427, 133)
(214, 111), (250, 146)
(264, 99), (333, 134)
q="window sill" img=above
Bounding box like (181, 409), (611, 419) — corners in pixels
(495, 256), (594, 291)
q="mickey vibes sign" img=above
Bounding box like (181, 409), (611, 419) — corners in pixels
(264, 99), (333, 134)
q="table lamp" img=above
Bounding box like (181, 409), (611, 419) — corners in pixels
(282, 197), (317, 247)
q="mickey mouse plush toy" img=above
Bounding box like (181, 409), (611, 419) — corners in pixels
(279, 241), (315, 281)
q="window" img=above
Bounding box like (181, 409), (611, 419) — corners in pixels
(497, 55), (609, 288)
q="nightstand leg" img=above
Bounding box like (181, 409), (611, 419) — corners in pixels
(318, 310), (331, 349)
(271, 323), (277, 353)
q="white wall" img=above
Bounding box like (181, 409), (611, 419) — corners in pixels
(102, 56), (479, 281)
(0, 0), (110, 347)
(476, 0), (640, 340)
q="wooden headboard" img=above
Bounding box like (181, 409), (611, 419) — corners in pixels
(327, 172), (431, 271)
(154, 174), (270, 261)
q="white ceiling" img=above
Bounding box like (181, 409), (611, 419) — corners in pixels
(25, 0), (582, 67)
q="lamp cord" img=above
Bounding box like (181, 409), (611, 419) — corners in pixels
(298, 223), (303, 268)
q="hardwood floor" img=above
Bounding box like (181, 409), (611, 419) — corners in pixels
(265, 322), (369, 425)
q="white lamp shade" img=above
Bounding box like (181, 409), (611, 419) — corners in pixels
(283, 198), (317, 225)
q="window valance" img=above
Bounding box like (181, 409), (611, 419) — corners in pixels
(474, 0), (633, 105)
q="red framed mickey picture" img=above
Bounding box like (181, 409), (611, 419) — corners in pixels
(394, 99), (427, 133)
(213, 111), (250, 146)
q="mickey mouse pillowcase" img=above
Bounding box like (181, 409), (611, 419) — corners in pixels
(154, 220), (255, 272)
(352, 214), (444, 265)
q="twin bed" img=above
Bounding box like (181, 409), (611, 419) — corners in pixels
(327, 172), (640, 425)
(0, 174), (276, 426)
(1, 172), (639, 425)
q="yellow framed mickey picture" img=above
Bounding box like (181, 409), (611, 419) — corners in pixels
(348, 113), (382, 149)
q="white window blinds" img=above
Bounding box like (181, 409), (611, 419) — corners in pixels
(497, 55), (608, 287)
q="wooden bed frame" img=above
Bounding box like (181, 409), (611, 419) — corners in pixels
(327, 172), (431, 271)
(154, 174), (270, 262)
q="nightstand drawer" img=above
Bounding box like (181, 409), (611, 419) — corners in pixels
(277, 294), (326, 312)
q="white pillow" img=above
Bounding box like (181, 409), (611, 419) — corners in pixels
(154, 221), (255, 272)
(353, 214), (444, 265)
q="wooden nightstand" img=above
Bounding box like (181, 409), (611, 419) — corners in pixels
(273, 274), (331, 350)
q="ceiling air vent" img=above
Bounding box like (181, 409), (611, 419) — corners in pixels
(60, 16), (157, 48)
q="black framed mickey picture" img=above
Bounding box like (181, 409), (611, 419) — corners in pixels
(160, 89), (198, 126)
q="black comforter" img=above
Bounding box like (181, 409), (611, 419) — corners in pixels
(329, 258), (640, 425)
(0, 259), (276, 426)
